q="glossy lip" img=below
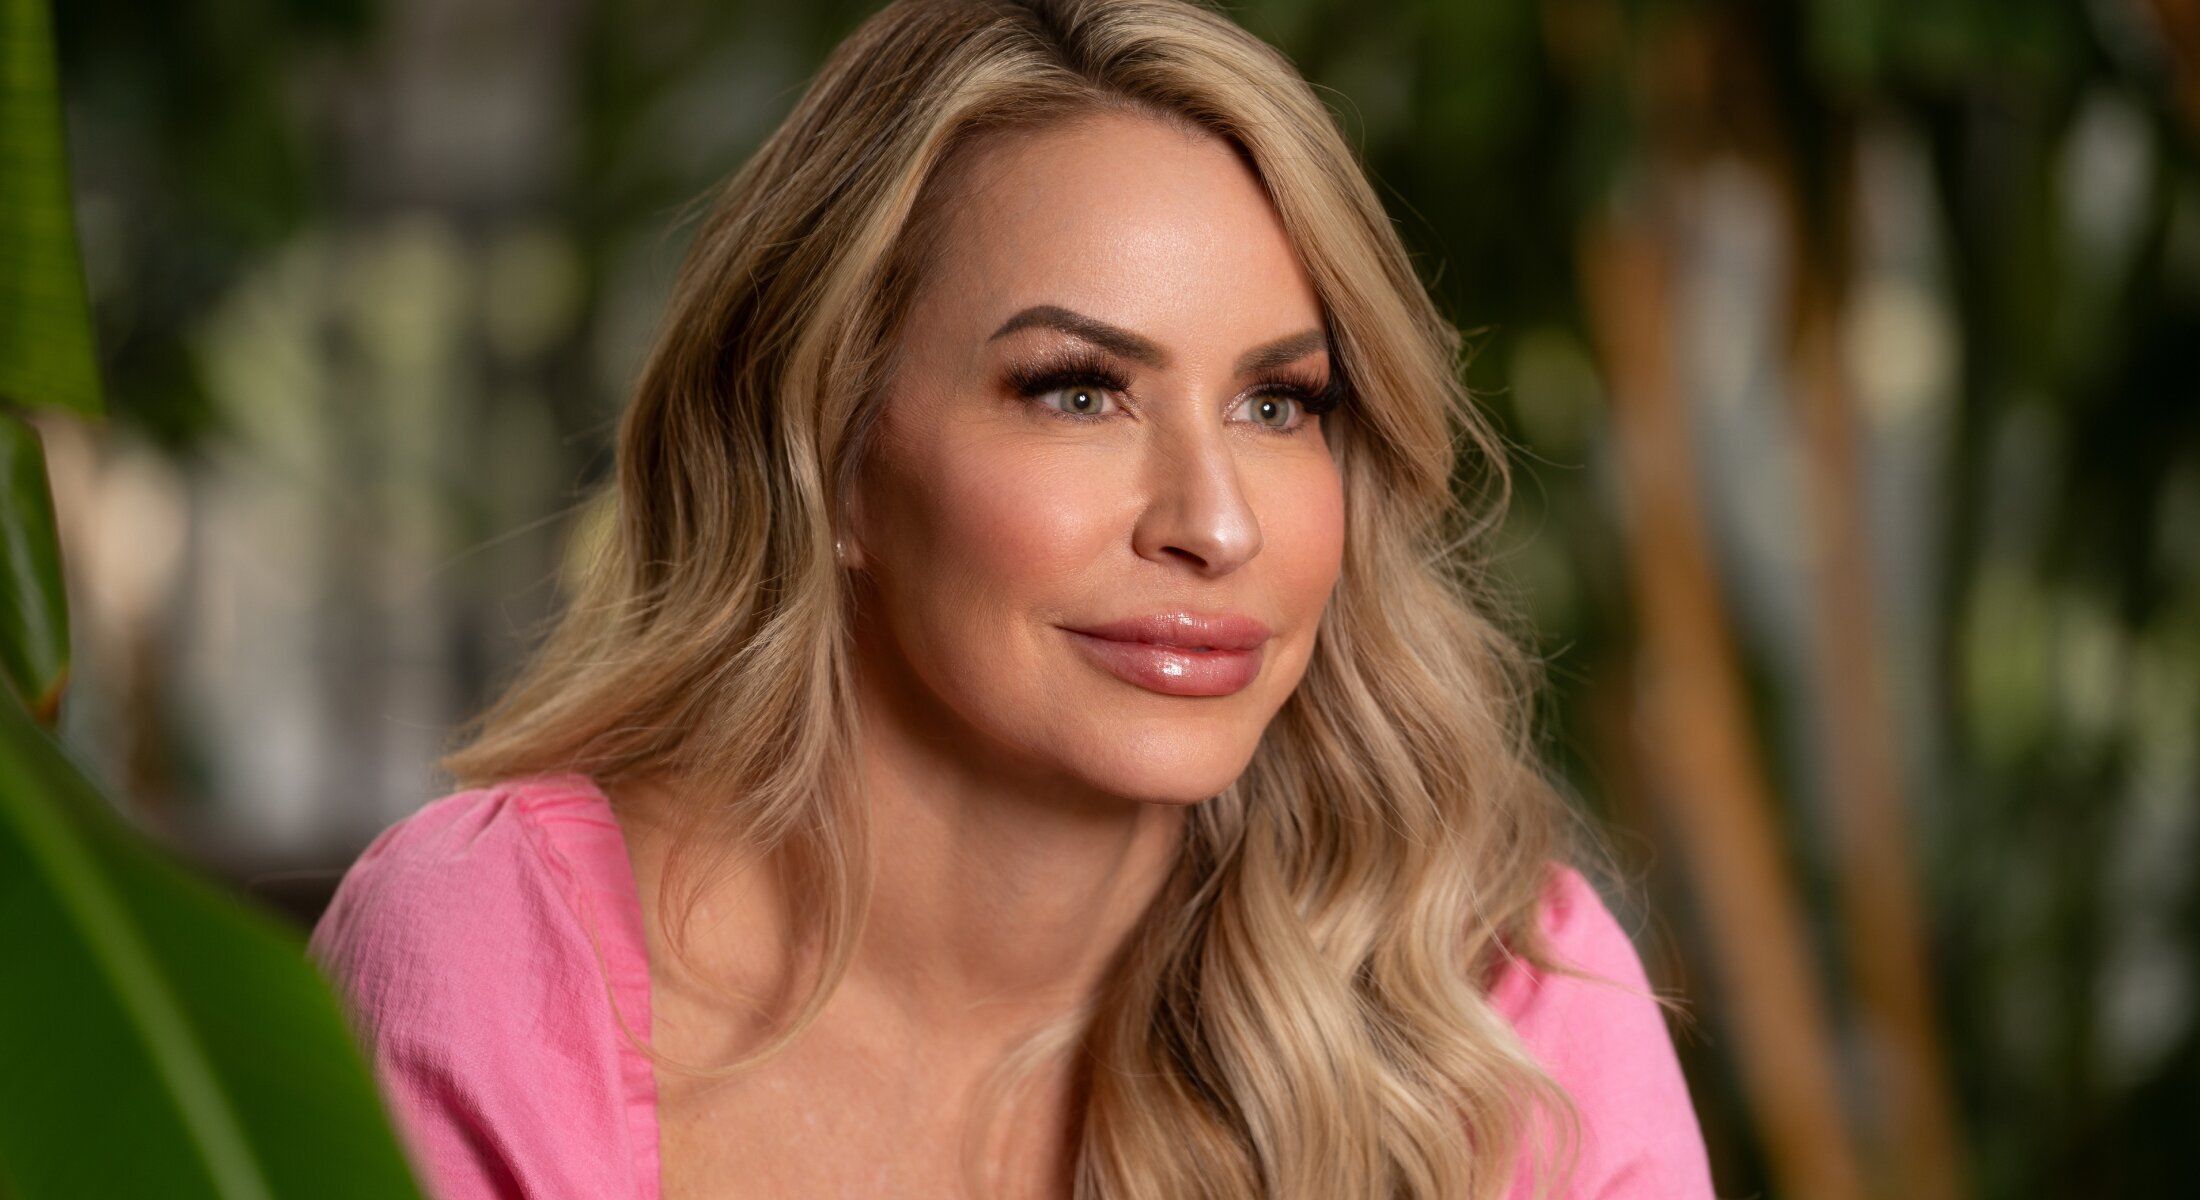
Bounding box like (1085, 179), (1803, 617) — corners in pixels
(1060, 612), (1273, 651)
(1058, 612), (1272, 698)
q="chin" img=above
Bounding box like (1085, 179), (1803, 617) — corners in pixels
(1065, 736), (1257, 806)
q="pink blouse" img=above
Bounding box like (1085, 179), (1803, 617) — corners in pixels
(308, 771), (1717, 1199)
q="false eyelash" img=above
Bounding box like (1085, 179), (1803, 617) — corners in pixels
(1003, 349), (1133, 408)
(1255, 363), (1346, 417)
(1003, 348), (1347, 431)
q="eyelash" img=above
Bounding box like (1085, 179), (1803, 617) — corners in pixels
(1004, 349), (1343, 436)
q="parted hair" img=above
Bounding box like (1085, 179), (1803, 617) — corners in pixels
(439, 1), (1606, 1196)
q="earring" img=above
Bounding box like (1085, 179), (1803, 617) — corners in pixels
(834, 537), (847, 565)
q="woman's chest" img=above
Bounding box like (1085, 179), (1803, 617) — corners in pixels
(648, 1010), (1078, 1200)
(657, 1079), (957, 1199)
(656, 1077), (1076, 1200)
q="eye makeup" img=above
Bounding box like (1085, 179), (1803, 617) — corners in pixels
(1000, 346), (1344, 435)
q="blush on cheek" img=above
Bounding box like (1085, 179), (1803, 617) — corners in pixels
(1257, 459), (1346, 591)
(935, 451), (1125, 582)
(1305, 479), (1347, 586)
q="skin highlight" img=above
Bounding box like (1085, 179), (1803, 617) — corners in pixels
(623, 109), (1347, 1198)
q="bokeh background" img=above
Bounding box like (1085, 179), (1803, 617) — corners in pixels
(37, 0), (2198, 1196)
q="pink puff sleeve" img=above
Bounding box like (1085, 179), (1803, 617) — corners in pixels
(306, 781), (658, 1200)
(1492, 864), (1720, 1199)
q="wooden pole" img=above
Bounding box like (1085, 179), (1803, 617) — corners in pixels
(1579, 182), (1869, 1200)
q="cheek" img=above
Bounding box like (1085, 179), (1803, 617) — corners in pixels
(1259, 450), (1348, 613)
(921, 434), (1118, 598)
(866, 428), (1125, 673)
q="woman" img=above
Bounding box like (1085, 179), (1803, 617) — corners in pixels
(308, 0), (1718, 1197)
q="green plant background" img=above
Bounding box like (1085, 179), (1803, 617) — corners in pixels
(2, 0), (428, 1194)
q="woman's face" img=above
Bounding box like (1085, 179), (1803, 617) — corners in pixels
(847, 110), (1346, 806)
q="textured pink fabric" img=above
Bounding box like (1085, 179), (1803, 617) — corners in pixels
(309, 771), (1717, 1199)
(308, 772), (659, 1200)
(1492, 858), (1720, 1198)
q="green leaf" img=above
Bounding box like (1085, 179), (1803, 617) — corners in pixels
(0, 413), (66, 721)
(0, 696), (428, 1199)
(1, 0), (103, 416)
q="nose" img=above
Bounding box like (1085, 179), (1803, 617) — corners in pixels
(1131, 422), (1262, 575)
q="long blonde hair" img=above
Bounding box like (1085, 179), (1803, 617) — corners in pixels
(440, 1), (1603, 1195)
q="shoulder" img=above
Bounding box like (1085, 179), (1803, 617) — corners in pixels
(1489, 863), (1657, 1021)
(309, 775), (597, 1004)
(1488, 862), (1720, 1199)
(307, 771), (657, 1200)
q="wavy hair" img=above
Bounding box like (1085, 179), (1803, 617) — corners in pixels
(439, 1), (1609, 1195)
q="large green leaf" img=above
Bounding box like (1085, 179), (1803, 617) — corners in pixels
(0, 694), (430, 1199)
(0, 412), (66, 721)
(0, 0), (102, 416)
(1, 1), (431, 1195)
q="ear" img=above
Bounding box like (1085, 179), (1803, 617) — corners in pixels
(837, 484), (870, 574)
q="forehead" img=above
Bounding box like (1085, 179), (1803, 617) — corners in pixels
(917, 111), (1325, 339)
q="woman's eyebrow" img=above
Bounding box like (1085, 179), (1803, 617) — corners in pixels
(988, 304), (1329, 375)
(1234, 329), (1329, 375)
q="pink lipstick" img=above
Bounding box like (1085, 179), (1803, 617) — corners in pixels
(1059, 612), (1271, 698)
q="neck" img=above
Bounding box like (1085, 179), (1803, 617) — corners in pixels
(608, 682), (1190, 1050)
(843, 700), (1188, 1034)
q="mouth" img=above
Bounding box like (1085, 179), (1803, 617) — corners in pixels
(1059, 612), (1273, 652)
(1058, 612), (1272, 698)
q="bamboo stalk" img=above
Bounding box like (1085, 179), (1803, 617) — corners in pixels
(1579, 185), (1868, 1200)
(1787, 250), (1967, 1200)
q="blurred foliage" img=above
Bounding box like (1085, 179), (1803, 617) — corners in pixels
(0, 414), (71, 720)
(0, 0), (100, 414)
(2, 0), (429, 1193)
(51, 0), (371, 455)
(0, 689), (428, 1199)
